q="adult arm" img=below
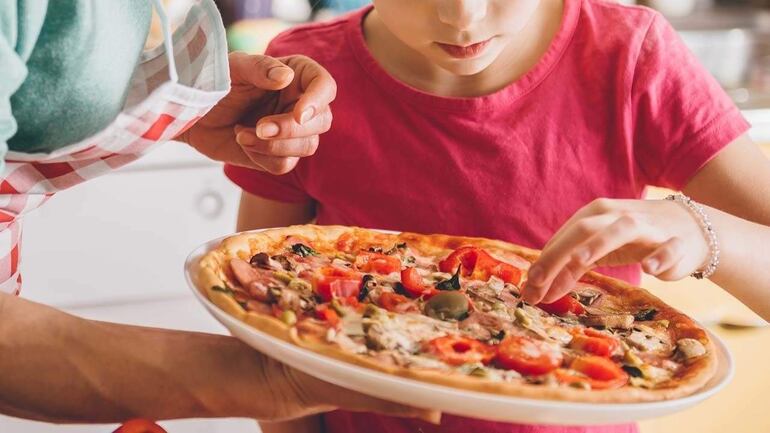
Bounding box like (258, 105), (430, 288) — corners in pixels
(0, 292), (435, 423)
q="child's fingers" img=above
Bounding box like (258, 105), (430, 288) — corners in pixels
(642, 237), (687, 280)
(521, 214), (615, 304)
(255, 107), (333, 140)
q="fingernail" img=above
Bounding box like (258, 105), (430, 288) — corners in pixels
(236, 131), (255, 146)
(528, 266), (543, 285)
(267, 66), (292, 82)
(258, 122), (280, 139)
(300, 107), (315, 124)
(645, 258), (659, 273)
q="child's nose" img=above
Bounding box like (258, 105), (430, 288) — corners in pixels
(437, 0), (488, 31)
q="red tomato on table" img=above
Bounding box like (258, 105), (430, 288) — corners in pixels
(113, 420), (166, 433)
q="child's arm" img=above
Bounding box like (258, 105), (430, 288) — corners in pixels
(236, 191), (316, 231)
(521, 134), (770, 320)
(235, 191), (322, 433)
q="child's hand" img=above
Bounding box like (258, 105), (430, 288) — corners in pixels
(521, 198), (710, 305)
(181, 52), (336, 174)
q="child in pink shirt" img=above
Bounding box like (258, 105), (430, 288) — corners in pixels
(226, 0), (770, 432)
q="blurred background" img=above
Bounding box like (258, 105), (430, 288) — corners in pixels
(2, 0), (769, 432)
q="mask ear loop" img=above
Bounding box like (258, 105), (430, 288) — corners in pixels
(151, 0), (179, 83)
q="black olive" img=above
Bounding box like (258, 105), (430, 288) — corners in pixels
(291, 243), (317, 257)
(359, 275), (376, 301)
(622, 365), (643, 378)
(634, 308), (657, 321)
(436, 267), (461, 291)
(249, 253), (271, 268)
(393, 282), (409, 296)
(385, 242), (408, 255)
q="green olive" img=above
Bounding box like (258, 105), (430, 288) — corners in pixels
(424, 291), (469, 321)
(280, 310), (297, 326)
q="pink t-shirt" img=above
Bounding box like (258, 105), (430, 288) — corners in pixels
(226, 1), (749, 432)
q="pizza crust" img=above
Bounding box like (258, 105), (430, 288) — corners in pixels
(195, 225), (718, 404)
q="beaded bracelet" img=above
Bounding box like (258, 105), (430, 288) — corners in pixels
(664, 194), (720, 279)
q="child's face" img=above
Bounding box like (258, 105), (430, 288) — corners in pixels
(372, 0), (541, 76)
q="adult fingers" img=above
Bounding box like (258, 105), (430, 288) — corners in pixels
(229, 52), (295, 91)
(252, 106), (333, 140)
(329, 388), (441, 425)
(241, 154), (301, 175)
(236, 132), (320, 158)
(283, 56), (338, 124)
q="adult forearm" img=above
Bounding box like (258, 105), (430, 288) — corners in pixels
(0, 294), (269, 423)
(708, 207), (770, 320)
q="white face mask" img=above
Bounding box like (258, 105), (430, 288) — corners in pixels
(0, 0), (231, 294)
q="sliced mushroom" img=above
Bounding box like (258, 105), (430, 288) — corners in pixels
(677, 338), (707, 360)
(581, 314), (635, 330)
(625, 330), (665, 352)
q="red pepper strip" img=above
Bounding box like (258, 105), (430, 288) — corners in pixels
(314, 267), (363, 302)
(538, 294), (585, 316)
(555, 356), (629, 390)
(378, 292), (410, 311)
(315, 305), (341, 327)
(354, 252), (402, 274)
(400, 268), (440, 298)
(569, 328), (620, 357)
(439, 246), (522, 284)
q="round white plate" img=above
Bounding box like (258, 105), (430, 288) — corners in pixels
(185, 231), (734, 425)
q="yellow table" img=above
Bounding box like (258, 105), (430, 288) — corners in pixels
(639, 316), (770, 433)
(638, 185), (769, 433)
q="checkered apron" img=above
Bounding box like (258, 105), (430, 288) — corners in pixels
(0, 0), (230, 295)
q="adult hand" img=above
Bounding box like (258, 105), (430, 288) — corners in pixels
(258, 355), (441, 423)
(180, 52), (336, 174)
(521, 198), (710, 305)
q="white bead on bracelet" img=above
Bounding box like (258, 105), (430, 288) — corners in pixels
(664, 194), (720, 279)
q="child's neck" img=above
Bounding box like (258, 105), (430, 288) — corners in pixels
(363, 1), (564, 98)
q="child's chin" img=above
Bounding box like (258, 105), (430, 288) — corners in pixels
(437, 57), (498, 77)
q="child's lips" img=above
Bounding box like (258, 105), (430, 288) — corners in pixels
(436, 39), (493, 59)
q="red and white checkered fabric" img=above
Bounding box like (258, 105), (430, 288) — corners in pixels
(0, 0), (229, 295)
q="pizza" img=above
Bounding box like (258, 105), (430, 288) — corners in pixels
(195, 225), (717, 403)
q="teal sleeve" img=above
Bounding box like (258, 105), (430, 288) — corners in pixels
(0, 1), (25, 172)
